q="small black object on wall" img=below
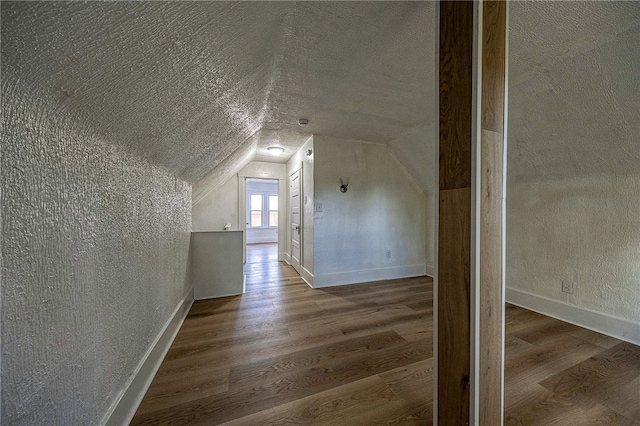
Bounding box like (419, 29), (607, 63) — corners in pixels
(340, 178), (349, 193)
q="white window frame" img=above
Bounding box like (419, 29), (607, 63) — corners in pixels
(247, 191), (278, 228)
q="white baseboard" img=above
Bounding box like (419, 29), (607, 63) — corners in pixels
(103, 289), (194, 425)
(283, 252), (291, 264)
(313, 264), (426, 288)
(506, 287), (640, 346)
(195, 290), (243, 300)
(301, 266), (314, 288)
(246, 237), (278, 244)
(279, 252), (287, 262)
(425, 265), (434, 277)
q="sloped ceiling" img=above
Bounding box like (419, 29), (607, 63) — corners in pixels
(1, 1), (433, 187)
(509, 1), (640, 183)
(2, 1), (638, 191)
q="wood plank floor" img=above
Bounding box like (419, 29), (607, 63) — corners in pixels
(131, 243), (640, 425)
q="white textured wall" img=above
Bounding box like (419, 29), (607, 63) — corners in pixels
(192, 176), (239, 232)
(388, 124), (437, 275)
(1, 82), (191, 424)
(507, 174), (640, 324)
(505, 2), (640, 340)
(508, 1), (640, 183)
(286, 137), (315, 275)
(238, 162), (288, 181)
(313, 136), (426, 287)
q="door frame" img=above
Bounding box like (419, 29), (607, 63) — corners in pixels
(288, 163), (303, 274)
(245, 179), (279, 244)
(238, 164), (287, 263)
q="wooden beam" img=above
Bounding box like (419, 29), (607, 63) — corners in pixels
(438, 1), (473, 192)
(479, 3), (507, 424)
(437, 2), (473, 425)
(437, 186), (472, 425)
(436, 1), (507, 424)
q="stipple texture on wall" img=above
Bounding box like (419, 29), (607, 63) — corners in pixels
(507, 174), (640, 324)
(1, 80), (191, 423)
(313, 137), (427, 280)
(509, 1), (640, 183)
(506, 2), (640, 328)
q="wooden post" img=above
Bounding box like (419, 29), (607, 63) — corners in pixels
(436, 1), (507, 424)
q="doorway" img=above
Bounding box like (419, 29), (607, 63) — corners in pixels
(237, 166), (287, 265)
(245, 178), (279, 246)
(243, 177), (283, 289)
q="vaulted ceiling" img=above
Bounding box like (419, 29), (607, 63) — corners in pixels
(509, 1), (640, 183)
(3, 1), (639, 193)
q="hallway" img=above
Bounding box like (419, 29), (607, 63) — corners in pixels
(243, 243), (281, 291)
(131, 244), (640, 425)
(132, 244), (433, 425)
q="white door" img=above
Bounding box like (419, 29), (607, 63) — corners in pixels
(290, 168), (301, 274)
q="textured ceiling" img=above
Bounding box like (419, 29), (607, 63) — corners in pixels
(1, 1), (434, 187)
(2, 1), (638, 190)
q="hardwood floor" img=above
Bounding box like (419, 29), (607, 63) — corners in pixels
(504, 306), (640, 425)
(131, 243), (640, 425)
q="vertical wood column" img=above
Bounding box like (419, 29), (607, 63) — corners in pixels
(437, 1), (507, 425)
(479, 2), (507, 424)
(437, 1), (473, 424)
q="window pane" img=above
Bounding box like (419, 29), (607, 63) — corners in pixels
(269, 211), (278, 227)
(251, 211), (262, 227)
(251, 194), (262, 211)
(269, 195), (278, 211)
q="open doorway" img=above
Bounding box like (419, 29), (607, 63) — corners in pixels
(245, 178), (279, 245)
(244, 178), (280, 284)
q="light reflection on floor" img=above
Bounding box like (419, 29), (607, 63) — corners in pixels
(244, 242), (287, 295)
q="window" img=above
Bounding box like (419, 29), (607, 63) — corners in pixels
(248, 193), (278, 228)
(250, 194), (263, 227)
(269, 195), (278, 226)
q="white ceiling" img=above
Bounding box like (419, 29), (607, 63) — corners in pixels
(2, 1), (638, 192)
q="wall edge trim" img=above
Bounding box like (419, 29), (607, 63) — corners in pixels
(301, 267), (314, 288)
(103, 289), (194, 425)
(506, 287), (640, 346)
(313, 264), (426, 288)
(195, 289), (244, 301)
(426, 265), (435, 277)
